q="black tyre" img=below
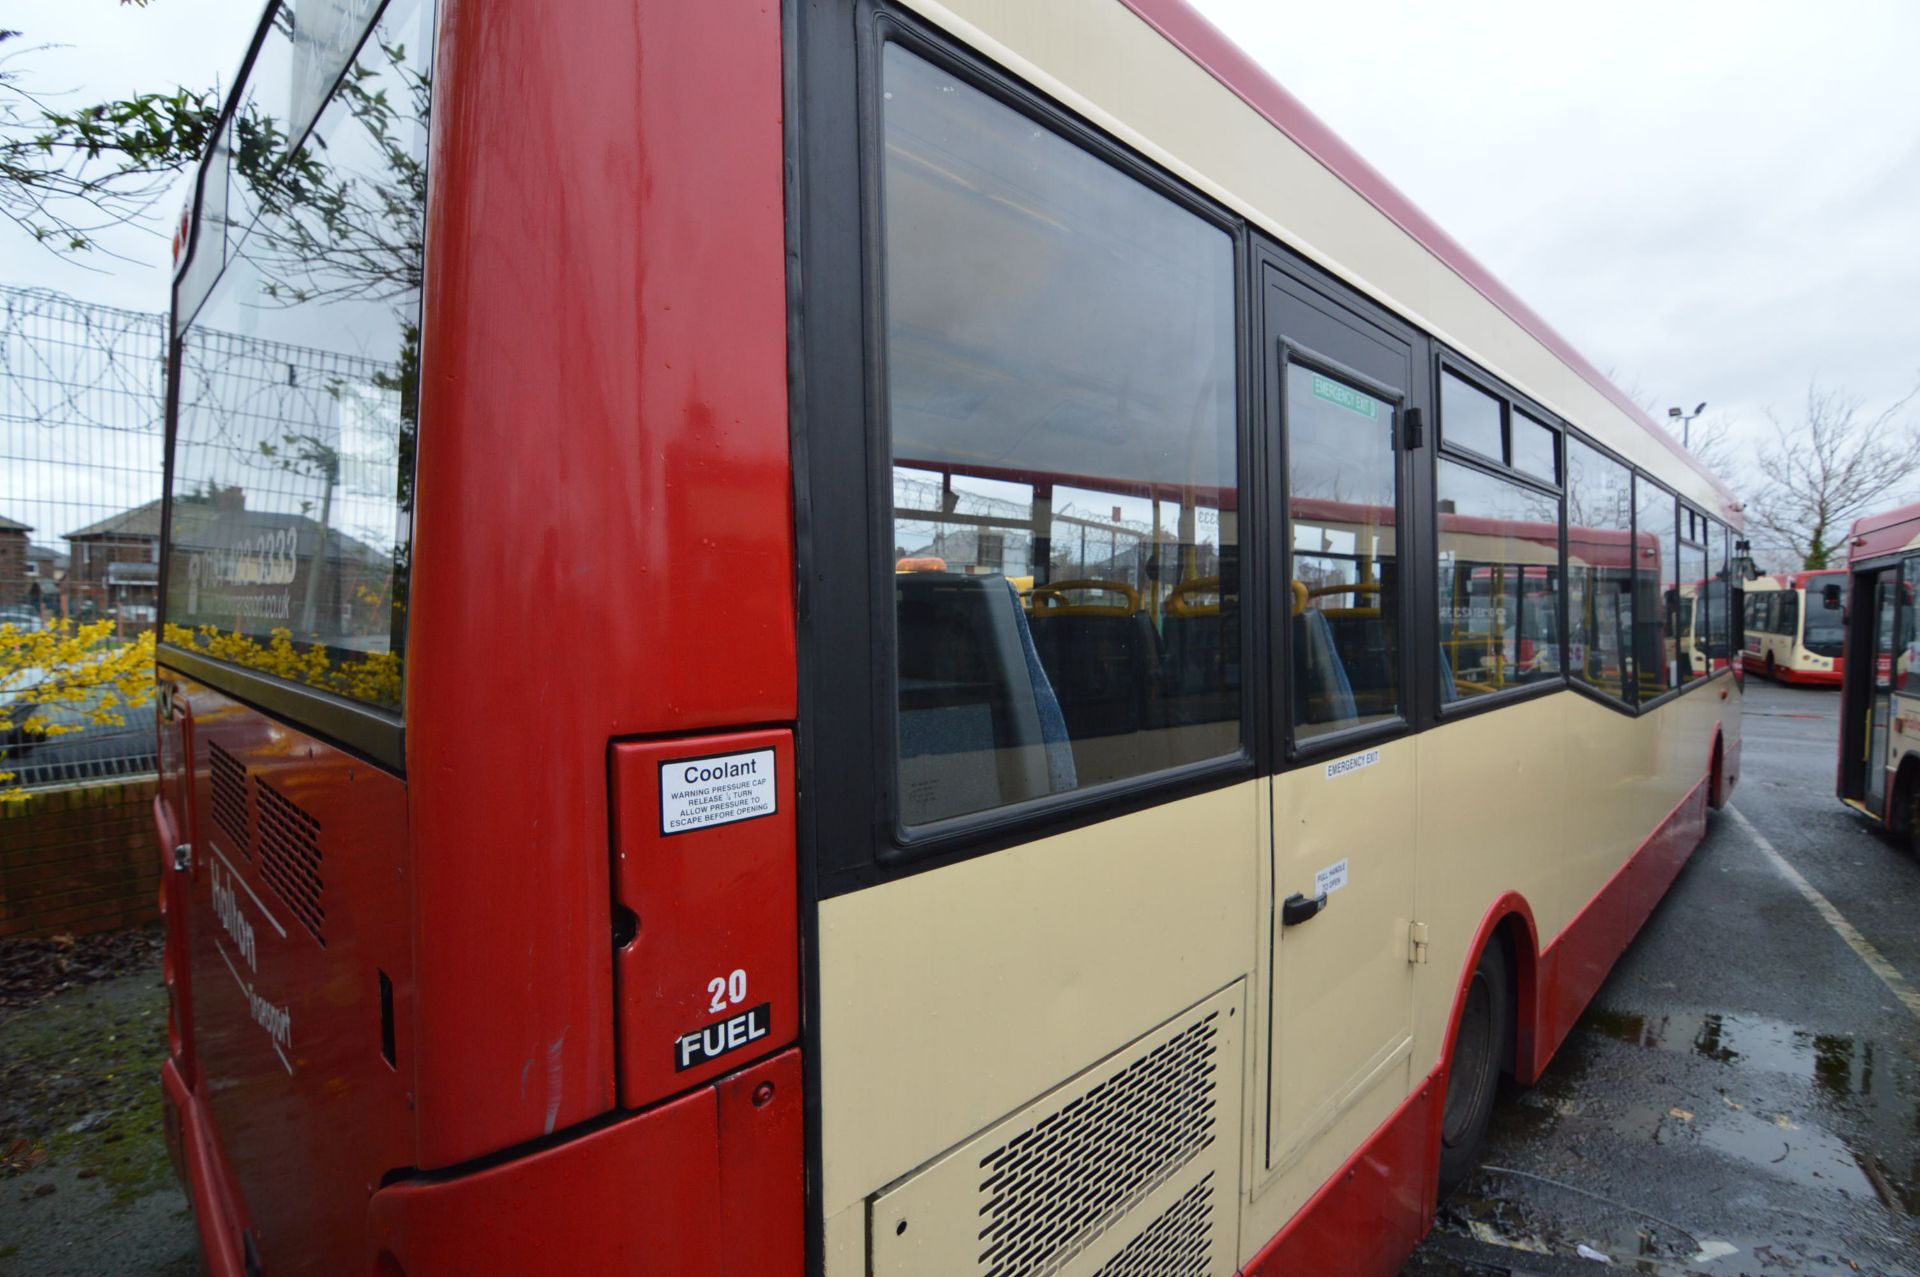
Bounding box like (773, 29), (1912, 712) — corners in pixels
(1438, 941), (1510, 1193)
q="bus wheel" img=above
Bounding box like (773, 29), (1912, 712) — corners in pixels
(1764, 653), (1778, 683)
(1897, 766), (1920, 857)
(1439, 941), (1510, 1193)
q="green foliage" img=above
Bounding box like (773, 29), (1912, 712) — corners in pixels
(0, 25), (218, 253)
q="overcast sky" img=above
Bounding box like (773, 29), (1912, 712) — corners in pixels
(8, 0), (1920, 508)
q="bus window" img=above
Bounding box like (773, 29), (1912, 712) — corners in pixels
(1435, 459), (1560, 701)
(1900, 557), (1920, 693)
(1440, 370), (1503, 462)
(1681, 533), (1709, 682)
(880, 43), (1239, 824)
(1567, 438), (1633, 702)
(1512, 410), (1558, 484)
(1634, 476), (1677, 699)
(162, 0), (434, 716)
(1287, 366), (1398, 739)
(1803, 570), (1845, 659)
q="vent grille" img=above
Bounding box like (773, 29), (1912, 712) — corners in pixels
(208, 742), (250, 857)
(978, 1012), (1220, 1277)
(255, 778), (324, 945)
(1091, 1174), (1214, 1277)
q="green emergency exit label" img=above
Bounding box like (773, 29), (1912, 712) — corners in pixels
(1312, 373), (1379, 419)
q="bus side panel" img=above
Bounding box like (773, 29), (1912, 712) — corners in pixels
(170, 674), (416, 1277)
(405, 0), (792, 1167)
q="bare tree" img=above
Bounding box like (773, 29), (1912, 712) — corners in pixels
(1747, 378), (1920, 570)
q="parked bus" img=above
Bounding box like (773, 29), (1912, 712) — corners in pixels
(151, 2), (1744, 1274)
(1743, 569), (1846, 685)
(1837, 501), (1920, 844)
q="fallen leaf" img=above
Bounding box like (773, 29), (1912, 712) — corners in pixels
(1668, 1107), (1694, 1122)
(1772, 1114), (1799, 1130)
(1721, 1096), (1743, 1110)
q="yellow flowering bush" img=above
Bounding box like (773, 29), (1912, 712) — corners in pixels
(163, 623), (403, 709)
(0, 620), (158, 801)
(1, 620), (402, 800)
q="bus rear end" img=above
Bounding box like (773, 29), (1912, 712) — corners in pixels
(156, 1), (801, 1272)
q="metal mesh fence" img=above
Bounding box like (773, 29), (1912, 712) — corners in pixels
(2, 286), (166, 786)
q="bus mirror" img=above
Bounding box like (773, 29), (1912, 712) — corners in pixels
(1821, 583), (1843, 610)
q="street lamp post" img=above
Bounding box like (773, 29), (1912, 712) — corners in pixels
(1667, 401), (1707, 449)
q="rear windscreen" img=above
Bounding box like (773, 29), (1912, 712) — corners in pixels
(162, 0), (434, 716)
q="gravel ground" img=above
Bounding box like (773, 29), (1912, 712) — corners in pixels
(0, 930), (201, 1277)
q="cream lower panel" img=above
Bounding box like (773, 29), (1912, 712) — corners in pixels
(816, 780), (1261, 1234)
(1412, 687), (1727, 1079)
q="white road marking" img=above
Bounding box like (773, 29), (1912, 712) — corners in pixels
(1728, 804), (1920, 1019)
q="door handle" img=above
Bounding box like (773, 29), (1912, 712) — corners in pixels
(1281, 891), (1327, 927)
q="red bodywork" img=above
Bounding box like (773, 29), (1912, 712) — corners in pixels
(158, 0), (795, 1270)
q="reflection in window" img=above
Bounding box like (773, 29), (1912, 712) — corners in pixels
(1441, 371), (1502, 462)
(881, 45), (1239, 826)
(1703, 520), (1734, 672)
(164, 0), (433, 715)
(1899, 557), (1919, 693)
(1512, 412), (1558, 484)
(1567, 438), (1633, 702)
(1288, 365), (1397, 738)
(1679, 535), (1709, 683)
(1436, 461), (1560, 701)
(1634, 477), (1677, 698)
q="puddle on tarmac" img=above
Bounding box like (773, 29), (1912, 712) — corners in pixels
(1583, 1007), (1881, 1097)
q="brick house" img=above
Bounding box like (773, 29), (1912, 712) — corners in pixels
(65, 488), (389, 641)
(63, 502), (163, 633)
(0, 514), (28, 609)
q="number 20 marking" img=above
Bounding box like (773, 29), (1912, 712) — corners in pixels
(707, 968), (748, 1015)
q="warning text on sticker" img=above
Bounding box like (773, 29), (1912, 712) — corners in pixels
(661, 748), (777, 834)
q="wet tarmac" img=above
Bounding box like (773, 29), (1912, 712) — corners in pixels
(1402, 679), (1920, 1277)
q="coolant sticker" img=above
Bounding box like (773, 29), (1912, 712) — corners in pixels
(659, 748), (777, 835)
(1324, 748), (1380, 780)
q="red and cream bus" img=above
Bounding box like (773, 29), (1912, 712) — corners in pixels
(1837, 502), (1920, 842)
(1742, 569), (1846, 685)
(151, 2), (1744, 1274)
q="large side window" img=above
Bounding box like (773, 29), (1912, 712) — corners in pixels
(1436, 460), (1560, 701)
(1567, 438), (1633, 703)
(880, 44), (1239, 827)
(164, 0), (434, 716)
(1634, 476), (1677, 699)
(1287, 365), (1398, 739)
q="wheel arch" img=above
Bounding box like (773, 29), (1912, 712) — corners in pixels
(1438, 892), (1543, 1094)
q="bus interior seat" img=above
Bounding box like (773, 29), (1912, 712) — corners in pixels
(1294, 607), (1356, 725)
(1027, 601), (1162, 749)
(1160, 575), (1238, 725)
(895, 572), (1070, 824)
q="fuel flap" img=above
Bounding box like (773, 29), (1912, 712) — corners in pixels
(609, 729), (798, 1107)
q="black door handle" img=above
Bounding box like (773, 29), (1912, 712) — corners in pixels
(1281, 891), (1327, 927)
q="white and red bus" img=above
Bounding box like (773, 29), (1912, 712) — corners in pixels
(1742, 568), (1846, 685)
(1837, 501), (1920, 842)
(151, 2), (1744, 1274)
